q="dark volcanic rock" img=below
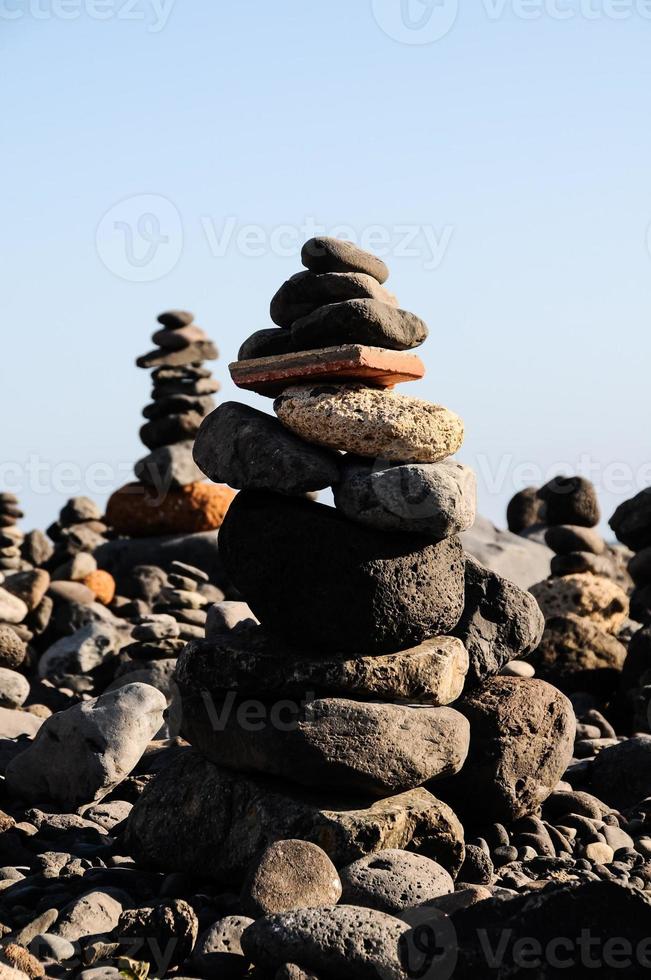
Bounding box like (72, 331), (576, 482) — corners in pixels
(241, 906), (408, 980)
(629, 546), (651, 584)
(270, 270), (393, 327)
(506, 487), (545, 534)
(95, 532), (224, 589)
(545, 524), (606, 555)
(531, 614), (627, 695)
(538, 476), (600, 527)
(238, 327), (293, 361)
(550, 551), (616, 577)
(193, 403), (341, 495)
(436, 677), (575, 824)
(125, 750), (466, 879)
(139, 411), (203, 450)
(134, 441), (203, 489)
(181, 694), (470, 797)
(291, 298), (428, 352)
(610, 488), (651, 551)
(218, 490), (465, 654)
(590, 735), (651, 809)
(339, 849), (453, 915)
(177, 623), (468, 705)
(450, 556), (544, 686)
(301, 236), (390, 283)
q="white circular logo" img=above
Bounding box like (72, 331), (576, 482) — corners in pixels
(96, 193), (183, 282)
(371, 0), (459, 44)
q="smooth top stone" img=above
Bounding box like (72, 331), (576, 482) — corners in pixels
(544, 525), (606, 556)
(270, 271), (396, 328)
(218, 490), (466, 654)
(334, 457), (476, 538)
(241, 840), (342, 917)
(301, 237), (390, 283)
(610, 488), (651, 551)
(339, 849), (453, 915)
(538, 476), (600, 528)
(193, 402), (341, 495)
(157, 309), (194, 328)
(275, 384), (464, 464)
(290, 298), (428, 352)
(151, 324), (208, 350)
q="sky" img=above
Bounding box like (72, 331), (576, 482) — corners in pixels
(1, 0), (650, 535)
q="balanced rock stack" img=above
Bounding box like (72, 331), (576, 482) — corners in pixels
(0, 493), (27, 573)
(610, 487), (651, 625)
(125, 239), (576, 969)
(514, 479), (633, 699)
(105, 310), (234, 539)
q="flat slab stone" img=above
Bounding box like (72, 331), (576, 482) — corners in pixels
(124, 749), (465, 879)
(229, 345), (425, 397)
(177, 623), (468, 705)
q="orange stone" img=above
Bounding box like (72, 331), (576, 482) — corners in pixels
(82, 570), (116, 606)
(229, 344), (426, 397)
(106, 482), (236, 538)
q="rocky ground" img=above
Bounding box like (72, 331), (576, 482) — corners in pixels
(0, 240), (650, 979)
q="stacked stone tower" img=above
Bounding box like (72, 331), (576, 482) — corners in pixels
(125, 238), (574, 894)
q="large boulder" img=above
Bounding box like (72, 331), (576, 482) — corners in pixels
(125, 750), (466, 879)
(435, 677), (575, 824)
(610, 488), (651, 550)
(530, 574), (629, 634)
(451, 556), (544, 686)
(6, 683), (166, 810)
(177, 623), (468, 705)
(180, 695), (470, 797)
(218, 491), (465, 654)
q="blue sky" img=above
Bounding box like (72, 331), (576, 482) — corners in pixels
(1, 0), (650, 533)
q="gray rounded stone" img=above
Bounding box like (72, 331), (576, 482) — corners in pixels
(241, 905), (408, 980)
(193, 402), (340, 495)
(241, 840), (342, 917)
(334, 458), (476, 536)
(270, 270), (395, 327)
(544, 525), (606, 556)
(290, 298), (428, 352)
(301, 237), (390, 283)
(192, 915), (254, 980)
(339, 849), (453, 914)
(0, 667), (29, 708)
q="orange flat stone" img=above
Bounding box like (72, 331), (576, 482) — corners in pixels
(229, 345), (426, 397)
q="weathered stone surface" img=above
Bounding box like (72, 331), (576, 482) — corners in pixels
(334, 458), (476, 537)
(531, 614), (627, 695)
(291, 298), (427, 352)
(628, 545), (651, 585)
(117, 900), (198, 969)
(538, 476), (600, 527)
(241, 906), (408, 980)
(0, 625), (27, 670)
(37, 623), (119, 683)
(134, 442), (204, 489)
(82, 570), (116, 605)
(106, 481), (234, 536)
(610, 488), (651, 551)
(0, 588), (28, 625)
(339, 850), (453, 915)
(6, 683), (166, 809)
(231, 346), (425, 397)
(0, 706), (42, 739)
(182, 695), (470, 797)
(2, 570), (50, 612)
(270, 271), (396, 327)
(461, 514), (552, 590)
(436, 677), (575, 824)
(177, 623), (468, 705)
(451, 556), (544, 686)
(239, 327), (293, 361)
(590, 735), (651, 810)
(205, 600), (258, 638)
(530, 573), (629, 634)
(51, 891), (123, 942)
(550, 551), (616, 578)
(192, 916), (254, 980)
(275, 384), (463, 463)
(193, 403), (340, 495)
(139, 411), (204, 450)
(0, 668), (29, 708)
(506, 487), (546, 534)
(241, 840), (342, 917)
(301, 237), (390, 282)
(218, 491), (465, 654)
(544, 525), (606, 556)
(125, 750), (466, 879)
(137, 340), (218, 369)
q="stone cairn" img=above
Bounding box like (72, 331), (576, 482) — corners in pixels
(105, 309), (234, 540)
(0, 494), (26, 573)
(122, 238), (586, 972)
